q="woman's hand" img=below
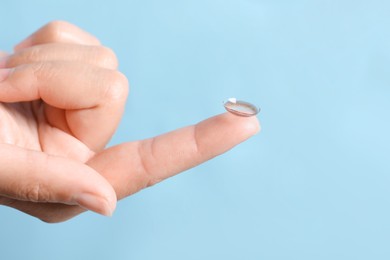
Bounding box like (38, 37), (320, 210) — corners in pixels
(0, 21), (260, 223)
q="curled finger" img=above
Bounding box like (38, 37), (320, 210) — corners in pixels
(15, 20), (101, 51)
(4, 43), (118, 70)
(0, 61), (128, 151)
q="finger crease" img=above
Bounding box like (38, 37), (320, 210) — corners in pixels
(137, 140), (157, 188)
(192, 124), (201, 158)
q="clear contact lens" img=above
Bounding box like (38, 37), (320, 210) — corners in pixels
(223, 98), (260, 117)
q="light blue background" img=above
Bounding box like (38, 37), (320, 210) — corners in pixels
(1, 0), (390, 259)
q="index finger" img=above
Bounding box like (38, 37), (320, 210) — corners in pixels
(14, 20), (101, 51)
(0, 113), (260, 223)
(88, 113), (261, 199)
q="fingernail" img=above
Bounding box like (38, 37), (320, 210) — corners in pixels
(75, 193), (115, 217)
(0, 68), (11, 82)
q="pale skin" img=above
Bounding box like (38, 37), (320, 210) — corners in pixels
(0, 21), (260, 223)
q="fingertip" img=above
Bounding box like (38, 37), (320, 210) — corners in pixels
(218, 112), (261, 138)
(105, 186), (118, 216)
(231, 113), (261, 136)
(249, 116), (261, 135)
(75, 191), (116, 217)
(80, 176), (118, 217)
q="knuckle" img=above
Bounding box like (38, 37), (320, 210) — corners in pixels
(40, 20), (100, 45)
(22, 183), (45, 202)
(103, 70), (129, 101)
(46, 20), (72, 28)
(95, 46), (119, 69)
(42, 20), (71, 42)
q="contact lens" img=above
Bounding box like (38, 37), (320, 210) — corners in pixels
(223, 98), (260, 117)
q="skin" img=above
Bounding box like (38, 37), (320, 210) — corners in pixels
(0, 21), (260, 223)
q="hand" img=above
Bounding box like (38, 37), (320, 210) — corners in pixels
(0, 21), (260, 223)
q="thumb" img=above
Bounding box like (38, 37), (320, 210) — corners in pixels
(0, 144), (117, 216)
